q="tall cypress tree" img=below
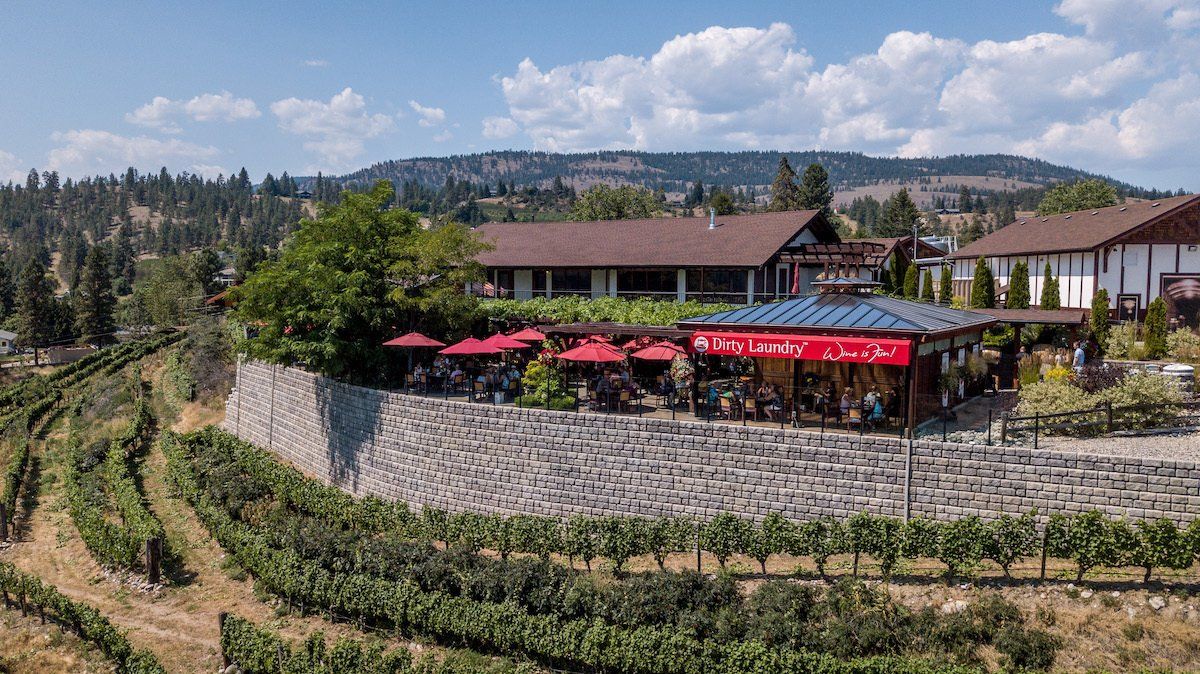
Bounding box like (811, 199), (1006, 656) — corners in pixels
(1007, 261), (1031, 309)
(970, 257), (995, 309)
(767, 156), (801, 212)
(1040, 262), (1061, 310)
(939, 265), (954, 304)
(1091, 288), (1110, 354)
(1144, 296), (1168, 358)
(74, 245), (116, 345)
(903, 263), (918, 299)
(797, 163), (833, 216)
(921, 268), (935, 301)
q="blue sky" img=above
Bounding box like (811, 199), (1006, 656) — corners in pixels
(3, 0), (1199, 189)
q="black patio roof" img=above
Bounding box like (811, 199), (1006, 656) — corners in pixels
(678, 293), (996, 336)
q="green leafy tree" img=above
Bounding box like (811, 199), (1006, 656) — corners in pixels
(1037, 179), (1118, 215)
(902, 263), (918, 299)
(699, 512), (751, 568)
(235, 181), (487, 381)
(126, 257), (203, 329)
(188, 248), (223, 297)
(1144, 296), (1168, 358)
(15, 258), (55, 358)
(796, 163), (833, 216)
(767, 156), (801, 212)
(73, 245), (116, 345)
(937, 515), (986, 582)
(1040, 262), (1060, 310)
(1007, 261), (1031, 310)
(792, 517), (843, 579)
(1064, 510), (1120, 582)
(877, 188), (922, 237)
(920, 269), (935, 301)
(938, 265), (953, 304)
(708, 190), (736, 216)
(970, 257), (995, 309)
(569, 184), (661, 221)
(1091, 288), (1110, 354)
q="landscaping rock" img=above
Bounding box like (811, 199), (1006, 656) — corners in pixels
(1149, 596), (1167, 610)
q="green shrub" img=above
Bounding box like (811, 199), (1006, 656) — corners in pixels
(1105, 321), (1137, 359)
(994, 625), (1059, 672)
(1145, 297), (1168, 358)
(1167, 328), (1200, 363)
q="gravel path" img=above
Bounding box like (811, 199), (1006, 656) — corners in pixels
(1034, 429), (1200, 460)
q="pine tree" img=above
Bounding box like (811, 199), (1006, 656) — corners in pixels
(903, 263), (918, 299)
(15, 258), (55, 361)
(0, 255), (13, 319)
(970, 257), (995, 309)
(1144, 296), (1168, 358)
(921, 268), (935, 301)
(1040, 262), (1060, 310)
(74, 245), (116, 345)
(877, 188), (922, 237)
(1091, 288), (1110, 354)
(767, 157), (800, 212)
(797, 163), (833, 216)
(959, 185), (972, 212)
(889, 254), (907, 295)
(878, 267), (893, 293)
(1007, 261), (1031, 309)
(939, 265), (954, 304)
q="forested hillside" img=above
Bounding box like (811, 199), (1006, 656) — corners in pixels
(323, 150), (1164, 198)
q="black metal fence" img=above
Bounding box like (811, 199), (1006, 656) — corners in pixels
(1000, 400), (1200, 448)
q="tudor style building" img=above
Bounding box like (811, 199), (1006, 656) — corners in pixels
(947, 194), (1200, 327)
(473, 210), (942, 304)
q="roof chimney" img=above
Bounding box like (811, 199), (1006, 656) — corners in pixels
(708, 207), (716, 230)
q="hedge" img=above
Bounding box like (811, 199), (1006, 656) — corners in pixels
(220, 614), (412, 674)
(0, 561), (165, 674)
(1, 438), (29, 526)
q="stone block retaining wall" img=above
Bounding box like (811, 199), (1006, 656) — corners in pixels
(223, 361), (1200, 523)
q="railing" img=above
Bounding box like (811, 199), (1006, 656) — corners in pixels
(1000, 400), (1200, 448)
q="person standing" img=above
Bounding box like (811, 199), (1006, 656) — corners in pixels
(1072, 341), (1086, 371)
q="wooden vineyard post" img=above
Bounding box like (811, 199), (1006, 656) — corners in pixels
(146, 537), (163, 584)
(1, 502), (8, 542)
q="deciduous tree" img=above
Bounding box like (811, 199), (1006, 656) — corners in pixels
(1037, 179), (1118, 215)
(568, 184), (660, 221)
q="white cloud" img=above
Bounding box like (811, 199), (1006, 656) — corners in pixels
(126, 96), (182, 133)
(45, 129), (222, 178)
(0, 149), (26, 183)
(481, 116), (518, 139)
(303, 59), (329, 67)
(126, 91), (259, 132)
(433, 130), (453, 142)
(271, 87), (394, 170)
(182, 92), (261, 122)
(408, 100), (446, 127)
(494, 19), (1200, 183)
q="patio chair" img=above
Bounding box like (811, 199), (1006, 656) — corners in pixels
(619, 390), (631, 413)
(405, 374), (417, 392)
(719, 396), (732, 420)
(846, 407), (863, 431)
(743, 398), (760, 422)
(452, 373), (466, 393)
(472, 380), (486, 402)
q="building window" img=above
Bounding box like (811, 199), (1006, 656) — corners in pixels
(617, 269), (677, 299)
(686, 268), (748, 301)
(495, 270), (514, 295)
(551, 269), (591, 296)
(532, 269), (548, 293)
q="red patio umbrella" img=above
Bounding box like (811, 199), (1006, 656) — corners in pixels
(507, 327), (546, 342)
(588, 334), (612, 343)
(482, 332), (532, 350)
(556, 342), (626, 363)
(383, 332), (446, 348)
(439, 338), (504, 356)
(629, 341), (685, 361)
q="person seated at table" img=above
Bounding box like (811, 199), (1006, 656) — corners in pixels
(863, 385), (880, 410)
(413, 363), (426, 377)
(705, 382), (720, 410)
(839, 387), (853, 421)
(868, 395), (886, 426)
(765, 385), (784, 420)
(755, 382), (772, 404)
(619, 368), (631, 385)
(885, 386), (902, 421)
(597, 375), (611, 395)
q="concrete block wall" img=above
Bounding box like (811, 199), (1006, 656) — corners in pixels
(223, 361), (1200, 523)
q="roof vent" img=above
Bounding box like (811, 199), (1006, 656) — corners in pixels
(1041, 218), (1047, 222)
(1152, 202), (1160, 207)
(1019, 220), (1026, 225)
(1119, 206), (1127, 211)
(1064, 215), (1072, 219)
(708, 207), (715, 230)
(1091, 211), (1098, 215)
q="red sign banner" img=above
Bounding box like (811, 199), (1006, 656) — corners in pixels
(688, 331), (911, 366)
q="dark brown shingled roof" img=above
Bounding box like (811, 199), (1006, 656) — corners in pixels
(474, 210), (831, 268)
(947, 193), (1200, 259)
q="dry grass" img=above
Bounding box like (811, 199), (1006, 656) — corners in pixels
(0, 611), (114, 674)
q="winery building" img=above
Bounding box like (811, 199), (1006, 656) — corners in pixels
(947, 194), (1200, 327)
(473, 210), (939, 304)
